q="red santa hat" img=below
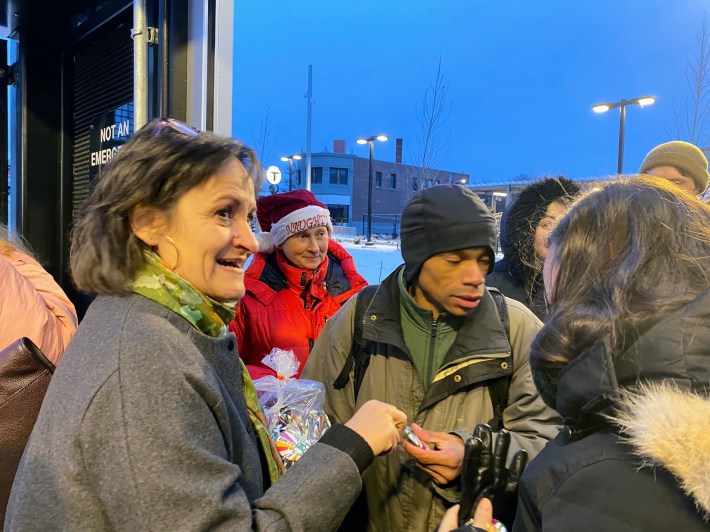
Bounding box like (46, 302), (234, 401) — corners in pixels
(256, 189), (333, 253)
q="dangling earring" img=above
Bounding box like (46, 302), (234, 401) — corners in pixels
(159, 234), (182, 270)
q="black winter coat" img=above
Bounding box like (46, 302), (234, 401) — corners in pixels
(486, 259), (548, 320)
(513, 290), (710, 531)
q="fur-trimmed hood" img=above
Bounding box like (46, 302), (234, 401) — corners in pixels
(551, 289), (710, 523)
(497, 176), (580, 286)
(611, 383), (710, 518)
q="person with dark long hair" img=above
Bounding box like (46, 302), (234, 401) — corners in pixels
(514, 176), (710, 531)
(487, 177), (580, 320)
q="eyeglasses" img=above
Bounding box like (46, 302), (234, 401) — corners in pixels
(151, 117), (200, 137)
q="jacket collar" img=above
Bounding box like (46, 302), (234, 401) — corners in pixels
(610, 383), (710, 519)
(243, 240), (365, 305)
(275, 248), (328, 292)
(362, 265), (511, 364)
(396, 267), (464, 334)
(555, 289), (710, 428)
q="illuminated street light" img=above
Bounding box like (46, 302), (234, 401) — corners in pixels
(592, 96), (656, 174)
(491, 191), (508, 214)
(280, 154), (302, 192)
(356, 134), (389, 244)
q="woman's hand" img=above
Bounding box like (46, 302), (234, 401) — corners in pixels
(345, 400), (407, 455)
(438, 498), (494, 532)
(401, 423), (465, 485)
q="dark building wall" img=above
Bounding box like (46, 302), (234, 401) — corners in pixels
(13, 0), (132, 281)
(18, 30), (63, 275)
(12, 0), (193, 319)
(351, 156), (468, 234)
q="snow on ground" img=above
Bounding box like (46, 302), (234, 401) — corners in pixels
(336, 237), (403, 285)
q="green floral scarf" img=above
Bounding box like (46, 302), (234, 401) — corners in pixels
(129, 250), (284, 485)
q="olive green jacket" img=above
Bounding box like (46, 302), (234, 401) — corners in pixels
(302, 265), (561, 532)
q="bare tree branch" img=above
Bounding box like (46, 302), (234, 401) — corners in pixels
(407, 57), (452, 196)
(251, 107), (278, 167)
(671, 13), (710, 149)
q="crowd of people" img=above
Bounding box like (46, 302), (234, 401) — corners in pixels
(1, 119), (709, 531)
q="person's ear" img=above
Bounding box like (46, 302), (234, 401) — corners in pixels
(130, 205), (167, 247)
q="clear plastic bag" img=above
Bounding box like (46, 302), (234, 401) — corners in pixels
(253, 348), (331, 468)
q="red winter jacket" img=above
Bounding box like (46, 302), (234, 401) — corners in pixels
(230, 240), (367, 380)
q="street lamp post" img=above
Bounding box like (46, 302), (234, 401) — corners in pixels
(356, 134), (388, 244)
(592, 96), (656, 174)
(280, 154), (302, 192)
(491, 191), (508, 254)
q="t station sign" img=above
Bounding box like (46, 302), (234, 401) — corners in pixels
(265, 165), (282, 194)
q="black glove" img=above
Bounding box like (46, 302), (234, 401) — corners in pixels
(457, 424), (528, 529)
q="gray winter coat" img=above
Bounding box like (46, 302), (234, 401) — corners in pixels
(302, 266), (561, 532)
(6, 294), (368, 531)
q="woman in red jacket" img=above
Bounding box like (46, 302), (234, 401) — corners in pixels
(230, 190), (367, 380)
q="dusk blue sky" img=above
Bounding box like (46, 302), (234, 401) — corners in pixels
(232, 0), (708, 183)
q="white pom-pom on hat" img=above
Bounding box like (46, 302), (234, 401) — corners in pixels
(255, 231), (276, 254)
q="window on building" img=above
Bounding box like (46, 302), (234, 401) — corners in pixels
(375, 171), (382, 188)
(312, 167), (323, 184)
(390, 173), (397, 189)
(411, 178), (419, 192)
(327, 204), (349, 224)
(329, 167), (348, 185)
(297, 169), (302, 186)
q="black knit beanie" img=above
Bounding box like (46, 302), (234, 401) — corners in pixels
(400, 184), (497, 284)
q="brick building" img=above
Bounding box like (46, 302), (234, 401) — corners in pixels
(289, 140), (468, 236)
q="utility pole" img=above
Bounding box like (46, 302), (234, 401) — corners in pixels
(305, 65), (313, 190)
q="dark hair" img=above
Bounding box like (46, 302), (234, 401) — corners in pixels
(531, 176), (710, 371)
(500, 176), (580, 296)
(70, 118), (264, 294)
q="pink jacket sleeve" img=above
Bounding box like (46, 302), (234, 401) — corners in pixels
(0, 250), (78, 364)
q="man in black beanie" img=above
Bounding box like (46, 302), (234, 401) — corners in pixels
(303, 185), (561, 532)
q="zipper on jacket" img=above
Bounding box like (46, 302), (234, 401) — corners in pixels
(299, 269), (318, 309)
(427, 319), (439, 385)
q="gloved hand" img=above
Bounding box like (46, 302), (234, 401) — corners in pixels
(457, 424), (528, 529)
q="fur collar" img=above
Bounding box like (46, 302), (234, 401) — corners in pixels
(610, 383), (710, 519)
